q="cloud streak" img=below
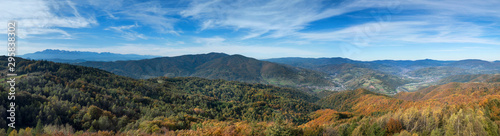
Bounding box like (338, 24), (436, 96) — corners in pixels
(297, 20), (500, 46)
(0, 0), (97, 38)
(180, 0), (386, 39)
(95, 0), (182, 34)
(180, 0), (500, 46)
(105, 23), (147, 40)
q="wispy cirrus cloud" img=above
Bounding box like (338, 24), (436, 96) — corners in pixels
(404, 0), (500, 17)
(297, 20), (500, 46)
(105, 23), (147, 40)
(0, 0), (97, 39)
(194, 37), (226, 45)
(430, 46), (491, 52)
(180, 0), (388, 39)
(180, 0), (500, 46)
(86, 0), (182, 35)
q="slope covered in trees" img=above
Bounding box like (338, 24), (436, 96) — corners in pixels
(437, 74), (500, 85)
(77, 53), (334, 89)
(310, 81), (500, 136)
(395, 82), (500, 102)
(316, 88), (406, 115)
(0, 56), (322, 135)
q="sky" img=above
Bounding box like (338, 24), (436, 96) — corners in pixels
(0, 0), (499, 61)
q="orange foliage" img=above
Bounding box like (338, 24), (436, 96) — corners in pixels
(300, 109), (353, 127)
(385, 118), (403, 135)
(341, 82), (500, 116)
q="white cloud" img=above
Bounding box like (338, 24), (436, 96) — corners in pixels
(194, 37), (226, 45)
(404, 0), (500, 18)
(180, 0), (500, 46)
(298, 20), (500, 46)
(106, 24), (137, 31)
(293, 0), (500, 46)
(102, 0), (181, 35)
(180, 0), (386, 39)
(105, 23), (147, 40)
(0, 0), (97, 39)
(430, 46), (491, 52)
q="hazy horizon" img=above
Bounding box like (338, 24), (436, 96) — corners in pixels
(20, 48), (500, 62)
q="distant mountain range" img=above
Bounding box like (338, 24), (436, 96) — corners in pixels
(265, 58), (500, 74)
(20, 49), (159, 62)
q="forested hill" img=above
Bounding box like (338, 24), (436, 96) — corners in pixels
(0, 56), (320, 135)
(76, 53), (334, 88)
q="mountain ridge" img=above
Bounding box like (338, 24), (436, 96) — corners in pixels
(76, 53), (335, 88)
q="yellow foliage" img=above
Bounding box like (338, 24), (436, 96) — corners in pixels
(8, 129), (18, 136)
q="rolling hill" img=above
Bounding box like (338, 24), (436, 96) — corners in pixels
(0, 56), (321, 135)
(396, 80), (500, 102)
(76, 53), (334, 88)
(264, 57), (358, 69)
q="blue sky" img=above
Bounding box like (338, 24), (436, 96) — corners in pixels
(1, 0), (499, 61)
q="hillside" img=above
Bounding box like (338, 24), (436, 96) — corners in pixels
(309, 81), (500, 135)
(316, 89), (405, 114)
(437, 74), (500, 85)
(395, 82), (500, 102)
(77, 53), (334, 88)
(0, 56), (321, 135)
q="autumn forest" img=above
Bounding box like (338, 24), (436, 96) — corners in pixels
(1, 55), (500, 136)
